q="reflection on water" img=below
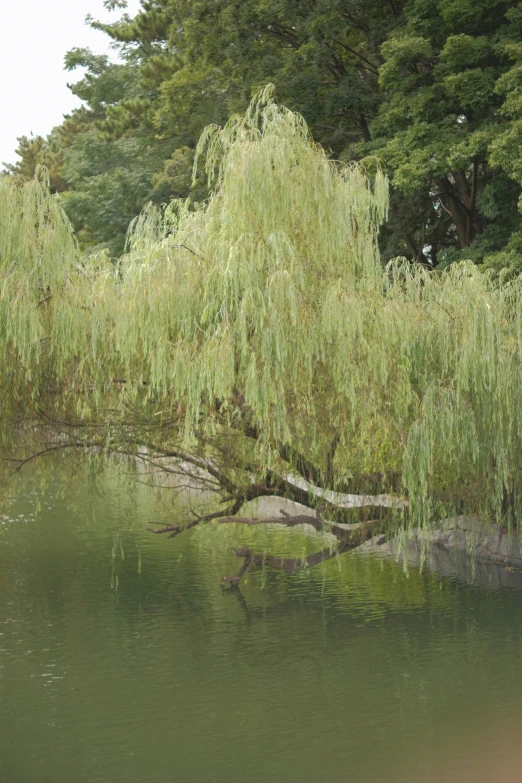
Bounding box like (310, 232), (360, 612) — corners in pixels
(1, 466), (522, 782)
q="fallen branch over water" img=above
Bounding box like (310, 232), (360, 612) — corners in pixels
(220, 516), (384, 585)
(149, 508), (387, 585)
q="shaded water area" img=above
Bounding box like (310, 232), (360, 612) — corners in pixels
(2, 466), (522, 782)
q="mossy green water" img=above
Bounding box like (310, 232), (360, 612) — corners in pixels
(2, 468), (522, 782)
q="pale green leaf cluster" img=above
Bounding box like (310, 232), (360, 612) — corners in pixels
(0, 168), (79, 369)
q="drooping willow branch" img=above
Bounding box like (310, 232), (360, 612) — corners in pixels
(3, 88), (522, 540)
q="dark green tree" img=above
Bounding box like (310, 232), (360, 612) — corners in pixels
(3, 133), (68, 194)
(370, 0), (522, 266)
(4, 0), (522, 266)
(113, 0), (522, 265)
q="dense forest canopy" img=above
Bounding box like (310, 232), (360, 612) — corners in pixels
(3, 0), (522, 268)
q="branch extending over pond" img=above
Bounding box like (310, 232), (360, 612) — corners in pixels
(220, 516), (385, 585)
(149, 508), (387, 585)
(281, 474), (408, 510)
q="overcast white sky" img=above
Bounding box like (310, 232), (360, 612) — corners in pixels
(0, 0), (143, 167)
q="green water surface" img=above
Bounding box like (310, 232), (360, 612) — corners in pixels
(1, 468), (522, 782)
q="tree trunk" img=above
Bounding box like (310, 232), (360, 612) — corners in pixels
(358, 112), (372, 143)
(435, 168), (482, 250)
(404, 232), (432, 267)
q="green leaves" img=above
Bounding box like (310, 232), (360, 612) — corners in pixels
(5, 95), (522, 529)
(4, 0), (522, 267)
(379, 35), (433, 90)
(438, 34), (491, 70)
(370, 0), (522, 263)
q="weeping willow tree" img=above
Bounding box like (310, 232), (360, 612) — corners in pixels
(2, 87), (522, 583)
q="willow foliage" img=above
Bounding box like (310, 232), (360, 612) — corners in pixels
(2, 90), (522, 532)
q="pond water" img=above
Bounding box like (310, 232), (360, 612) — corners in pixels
(2, 467), (522, 782)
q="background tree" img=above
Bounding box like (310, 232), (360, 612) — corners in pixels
(3, 133), (68, 193)
(3, 0), (522, 263)
(371, 0), (522, 266)
(96, 0), (522, 265)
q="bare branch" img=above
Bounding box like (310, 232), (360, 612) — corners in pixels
(216, 513), (384, 546)
(148, 499), (243, 538)
(281, 474), (408, 510)
(332, 40), (379, 74)
(220, 516), (386, 585)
